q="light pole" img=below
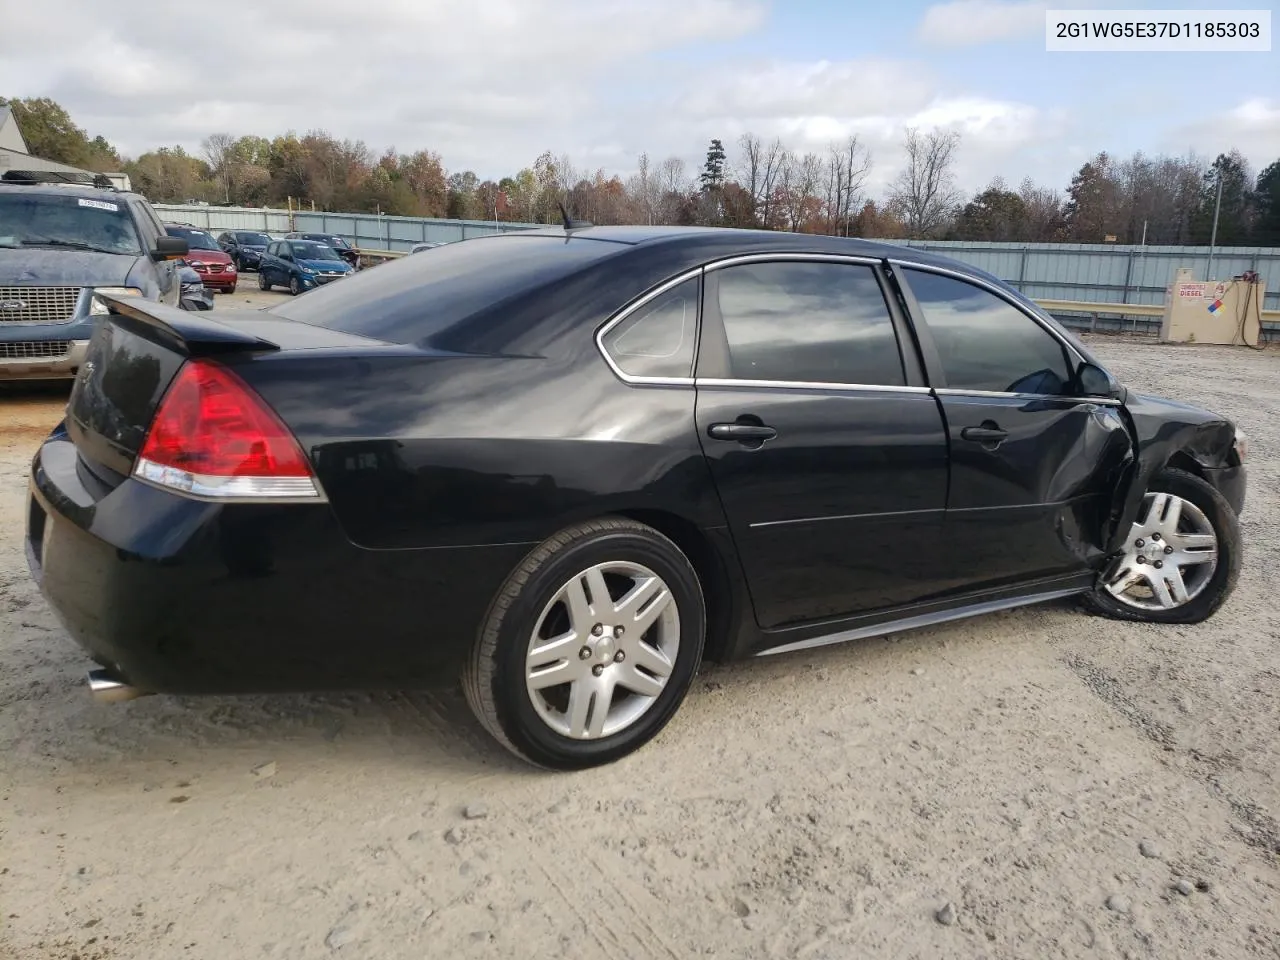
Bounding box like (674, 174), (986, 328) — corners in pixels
(1206, 169), (1224, 280)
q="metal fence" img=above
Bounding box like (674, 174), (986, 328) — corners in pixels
(151, 204), (546, 251)
(880, 239), (1280, 313)
(151, 204), (1279, 329)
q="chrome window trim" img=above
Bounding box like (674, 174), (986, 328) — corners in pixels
(595, 267), (703, 386)
(703, 251), (886, 271)
(934, 387), (1123, 406)
(696, 377), (931, 395)
(887, 258), (1090, 368)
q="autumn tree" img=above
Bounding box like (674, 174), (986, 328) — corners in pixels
(824, 136), (874, 236)
(888, 127), (961, 238)
(0, 96), (121, 171)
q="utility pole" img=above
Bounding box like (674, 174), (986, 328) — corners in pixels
(1206, 170), (1223, 280)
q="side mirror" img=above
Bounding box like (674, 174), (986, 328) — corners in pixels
(1077, 361), (1125, 402)
(152, 236), (188, 261)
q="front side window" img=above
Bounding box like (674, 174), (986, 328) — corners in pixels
(601, 276), (698, 379)
(713, 261), (905, 386)
(904, 269), (1073, 395)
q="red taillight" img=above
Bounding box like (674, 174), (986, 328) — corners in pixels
(133, 358), (322, 500)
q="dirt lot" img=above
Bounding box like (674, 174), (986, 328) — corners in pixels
(1, 328), (1278, 960)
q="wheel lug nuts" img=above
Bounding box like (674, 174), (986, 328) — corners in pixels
(592, 665), (604, 677)
(1151, 533), (1161, 542)
(613, 626), (624, 638)
(614, 651), (625, 663)
(579, 647), (592, 660)
(1136, 556), (1146, 564)
(1135, 539), (1145, 548)
(1164, 545), (1174, 555)
(591, 624), (603, 636)
(1154, 560), (1164, 569)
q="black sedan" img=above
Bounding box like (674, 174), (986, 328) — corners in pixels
(26, 226), (1247, 770)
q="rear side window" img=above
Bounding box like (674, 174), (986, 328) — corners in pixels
(713, 261), (905, 386)
(268, 235), (622, 344)
(601, 277), (697, 379)
(904, 269), (1073, 395)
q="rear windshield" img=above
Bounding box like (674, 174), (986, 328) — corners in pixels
(236, 232), (271, 244)
(266, 234), (622, 343)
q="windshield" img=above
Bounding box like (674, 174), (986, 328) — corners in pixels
(167, 227), (220, 251)
(291, 242), (341, 261)
(0, 192), (143, 255)
(237, 232), (271, 246)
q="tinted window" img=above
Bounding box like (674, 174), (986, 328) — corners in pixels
(237, 232), (270, 245)
(601, 277), (697, 379)
(713, 261), (904, 386)
(904, 270), (1073, 395)
(267, 234), (622, 343)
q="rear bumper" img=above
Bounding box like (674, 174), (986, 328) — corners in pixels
(26, 433), (532, 693)
(0, 338), (90, 381)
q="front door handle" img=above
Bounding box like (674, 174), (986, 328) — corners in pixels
(961, 423), (1009, 447)
(708, 422), (777, 443)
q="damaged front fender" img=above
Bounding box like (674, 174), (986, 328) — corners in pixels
(1104, 393), (1239, 554)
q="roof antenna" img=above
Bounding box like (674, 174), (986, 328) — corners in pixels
(559, 201), (593, 232)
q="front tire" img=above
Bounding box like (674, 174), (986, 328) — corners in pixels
(463, 518), (706, 770)
(289, 276), (301, 296)
(258, 272), (271, 291)
(1083, 468), (1240, 624)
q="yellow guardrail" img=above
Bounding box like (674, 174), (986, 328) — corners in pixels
(1034, 298), (1279, 323)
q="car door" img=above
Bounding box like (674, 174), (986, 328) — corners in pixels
(130, 198), (180, 306)
(693, 255), (950, 632)
(893, 264), (1134, 590)
(264, 242), (284, 283)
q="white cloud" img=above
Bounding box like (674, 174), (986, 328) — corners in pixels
(1162, 98), (1280, 175)
(917, 0), (1047, 47)
(0, 0), (767, 171)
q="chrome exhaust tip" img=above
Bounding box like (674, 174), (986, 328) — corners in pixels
(87, 669), (149, 704)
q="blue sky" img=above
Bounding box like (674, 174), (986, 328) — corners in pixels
(0, 0), (1276, 198)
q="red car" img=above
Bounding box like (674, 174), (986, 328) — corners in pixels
(164, 224), (238, 293)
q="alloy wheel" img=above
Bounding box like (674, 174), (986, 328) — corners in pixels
(1103, 492), (1219, 610)
(525, 561), (680, 740)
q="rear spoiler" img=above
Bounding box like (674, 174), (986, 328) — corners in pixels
(96, 293), (279, 356)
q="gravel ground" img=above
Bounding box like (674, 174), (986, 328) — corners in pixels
(1, 333), (1278, 960)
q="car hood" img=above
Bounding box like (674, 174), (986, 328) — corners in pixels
(300, 259), (349, 271)
(185, 249), (232, 265)
(0, 249), (141, 286)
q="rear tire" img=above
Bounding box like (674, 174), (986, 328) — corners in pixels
(258, 272), (271, 291)
(1082, 468), (1240, 624)
(463, 517), (705, 770)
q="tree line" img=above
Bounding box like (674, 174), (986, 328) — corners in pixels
(4, 95), (1279, 246)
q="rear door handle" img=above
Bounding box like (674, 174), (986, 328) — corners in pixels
(960, 425), (1008, 444)
(708, 423), (777, 443)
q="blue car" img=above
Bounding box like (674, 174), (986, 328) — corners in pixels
(257, 239), (353, 295)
